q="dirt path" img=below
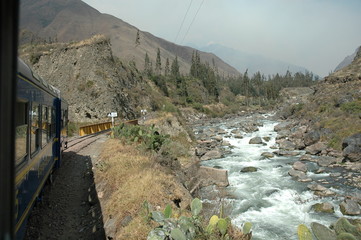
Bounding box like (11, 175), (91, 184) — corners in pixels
(25, 134), (107, 240)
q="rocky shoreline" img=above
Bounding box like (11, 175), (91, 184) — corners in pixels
(189, 111), (361, 218)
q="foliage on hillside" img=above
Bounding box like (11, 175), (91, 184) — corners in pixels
(143, 49), (318, 117)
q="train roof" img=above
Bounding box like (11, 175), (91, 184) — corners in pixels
(17, 58), (61, 98)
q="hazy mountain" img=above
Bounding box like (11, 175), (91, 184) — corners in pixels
(19, 0), (240, 77)
(334, 46), (360, 72)
(198, 43), (310, 76)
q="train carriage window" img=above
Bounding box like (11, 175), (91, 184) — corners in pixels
(30, 103), (40, 155)
(41, 106), (48, 148)
(47, 107), (52, 141)
(51, 107), (56, 138)
(15, 101), (28, 166)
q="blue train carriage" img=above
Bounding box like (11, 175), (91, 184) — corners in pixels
(14, 58), (68, 239)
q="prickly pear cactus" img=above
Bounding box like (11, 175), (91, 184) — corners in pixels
(191, 198), (202, 216)
(243, 222), (252, 234)
(334, 218), (361, 239)
(218, 218), (229, 236)
(298, 224), (313, 240)
(336, 232), (357, 240)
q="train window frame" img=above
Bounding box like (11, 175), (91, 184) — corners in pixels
(47, 106), (52, 142)
(30, 102), (40, 157)
(15, 100), (29, 168)
(41, 105), (48, 148)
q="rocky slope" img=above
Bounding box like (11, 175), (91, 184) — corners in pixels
(19, 0), (240, 77)
(19, 35), (152, 122)
(279, 46), (361, 166)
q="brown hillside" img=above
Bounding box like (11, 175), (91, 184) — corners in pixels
(20, 0), (240, 77)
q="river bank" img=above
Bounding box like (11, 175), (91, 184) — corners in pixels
(189, 111), (361, 239)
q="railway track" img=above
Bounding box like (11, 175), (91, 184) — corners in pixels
(66, 130), (111, 151)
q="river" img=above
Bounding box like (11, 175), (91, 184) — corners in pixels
(196, 114), (359, 240)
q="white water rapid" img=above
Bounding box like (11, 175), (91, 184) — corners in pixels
(199, 116), (357, 240)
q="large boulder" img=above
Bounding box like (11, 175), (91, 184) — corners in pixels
(311, 222), (336, 240)
(249, 137), (263, 144)
(198, 166), (229, 187)
(293, 161), (307, 172)
(305, 142), (327, 155)
(304, 131), (320, 146)
(274, 122), (295, 132)
(316, 156), (341, 167)
(200, 149), (223, 161)
(261, 152), (275, 158)
(279, 140), (296, 151)
(288, 169), (306, 179)
(312, 202), (335, 213)
(339, 199), (361, 216)
(342, 133), (361, 162)
(241, 167), (258, 173)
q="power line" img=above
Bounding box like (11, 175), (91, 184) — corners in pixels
(174, 0), (194, 44)
(181, 0), (205, 45)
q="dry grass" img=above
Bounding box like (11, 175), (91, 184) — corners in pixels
(94, 139), (192, 239)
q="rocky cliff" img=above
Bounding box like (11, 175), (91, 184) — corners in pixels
(19, 35), (154, 122)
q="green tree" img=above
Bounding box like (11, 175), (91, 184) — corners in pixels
(171, 56), (180, 77)
(164, 58), (170, 76)
(144, 52), (152, 75)
(135, 29), (140, 47)
(155, 48), (162, 75)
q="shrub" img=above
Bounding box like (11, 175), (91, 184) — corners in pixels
(341, 99), (361, 114)
(113, 123), (169, 152)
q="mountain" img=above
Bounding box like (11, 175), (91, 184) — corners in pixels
(19, 0), (240, 77)
(198, 43), (310, 76)
(334, 46), (360, 72)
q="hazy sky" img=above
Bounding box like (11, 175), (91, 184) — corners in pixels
(83, 0), (361, 77)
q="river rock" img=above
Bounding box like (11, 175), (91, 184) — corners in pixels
(278, 140), (296, 151)
(261, 152), (275, 158)
(315, 167), (326, 174)
(276, 130), (291, 140)
(288, 169), (306, 179)
(234, 134), (243, 139)
(200, 150), (223, 161)
(221, 140), (231, 146)
(307, 183), (328, 192)
(241, 167), (258, 173)
(304, 131), (320, 146)
(293, 161), (307, 172)
(317, 156), (341, 167)
(312, 202), (335, 213)
(274, 150), (299, 157)
(298, 176), (312, 182)
(231, 129), (241, 134)
(199, 166), (229, 187)
(263, 136), (271, 142)
(311, 222), (337, 240)
(339, 199), (361, 216)
(249, 137), (263, 144)
(274, 122), (294, 132)
(305, 142), (327, 155)
(212, 135), (223, 142)
(342, 133), (361, 162)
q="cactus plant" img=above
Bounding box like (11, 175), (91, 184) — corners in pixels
(191, 198), (202, 217)
(334, 218), (361, 239)
(243, 222), (252, 234)
(298, 224), (313, 240)
(170, 228), (187, 240)
(336, 232), (357, 240)
(164, 204), (172, 219)
(218, 218), (229, 236)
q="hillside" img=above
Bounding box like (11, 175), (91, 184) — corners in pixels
(19, 35), (165, 122)
(285, 46), (361, 151)
(19, 0), (240, 77)
(334, 46), (360, 72)
(199, 43), (310, 76)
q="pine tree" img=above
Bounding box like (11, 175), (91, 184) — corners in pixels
(144, 52), (152, 75)
(155, 48), (162, 75)
(135, 29), (140, 47)
(164, 58), (170, 76)
(171, 56), (180, 77)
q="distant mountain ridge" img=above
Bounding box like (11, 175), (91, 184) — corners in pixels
(198, 43), (310, 76)
(19, 0), (240, 77)
(334, 46), (360, 72)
